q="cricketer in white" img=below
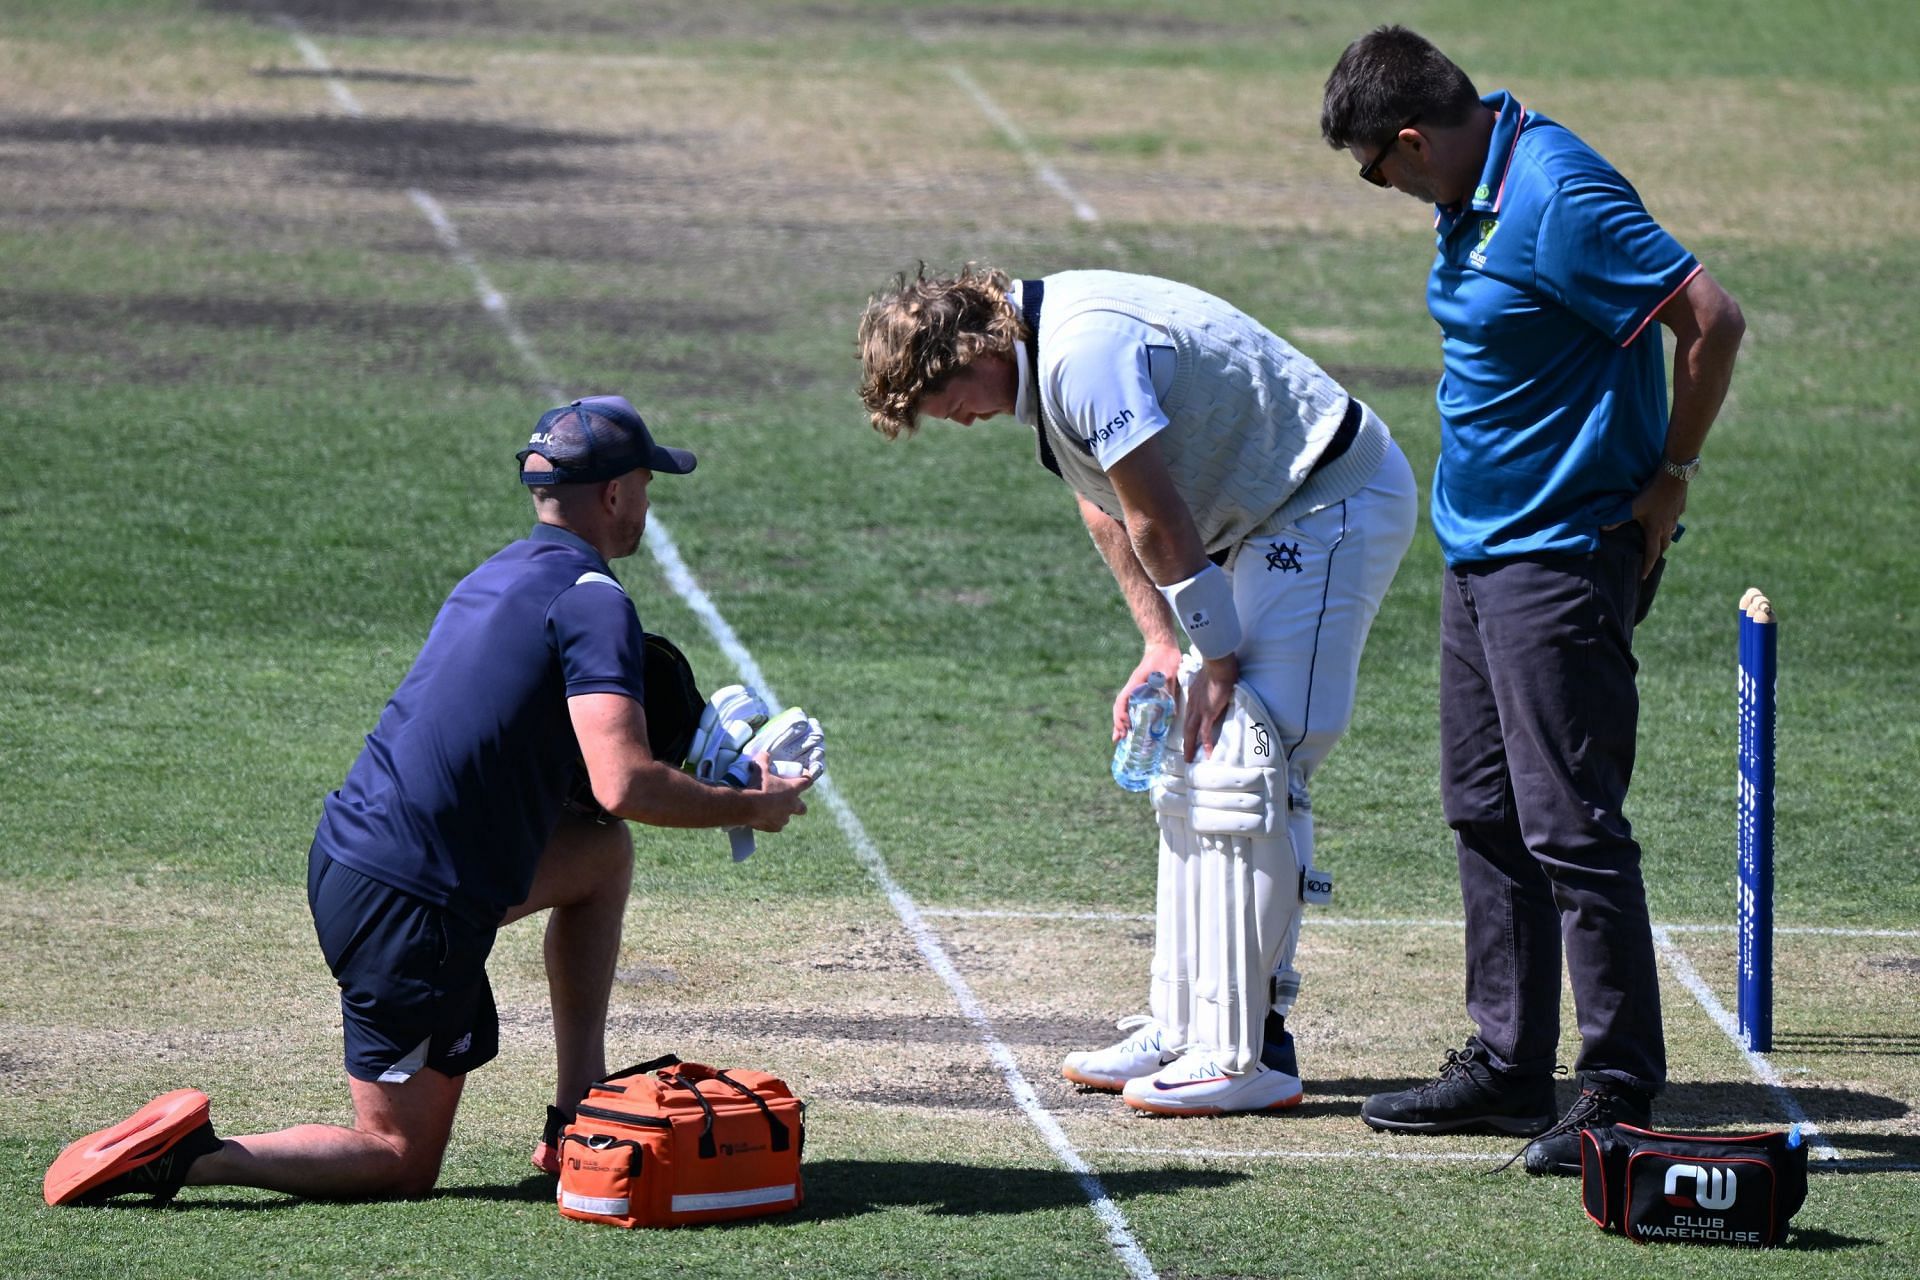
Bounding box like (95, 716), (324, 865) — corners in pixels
(859, 267), (1417, 1115)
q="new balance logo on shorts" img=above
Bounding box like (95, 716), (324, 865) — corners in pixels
(448, 1033), (473, 1057)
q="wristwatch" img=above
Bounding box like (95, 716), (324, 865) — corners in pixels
(1661, 455), (1702, 483)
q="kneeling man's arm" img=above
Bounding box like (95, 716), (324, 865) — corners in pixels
(568, 692), (811, 832)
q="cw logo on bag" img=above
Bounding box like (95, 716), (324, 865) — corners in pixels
(555, 1053), (805, 1229)
(1664, 1163), (1738, 1210)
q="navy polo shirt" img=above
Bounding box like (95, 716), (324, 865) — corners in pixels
(312, 523), (648, 926)
(1427, 91), (1700, 566)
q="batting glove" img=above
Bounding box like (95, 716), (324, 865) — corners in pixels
(722, 705), (827, 863)
(742, 707), (826, 780)
(685, 684), (770, 787)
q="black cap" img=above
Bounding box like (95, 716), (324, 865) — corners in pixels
(517, 395), (697, 485)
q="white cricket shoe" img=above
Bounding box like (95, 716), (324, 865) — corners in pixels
(1122, 1047), (1304, 1116)
(1061, 1015), (1183, 1091)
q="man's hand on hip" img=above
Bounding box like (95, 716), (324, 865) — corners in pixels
(1605, 471), (1688, 579)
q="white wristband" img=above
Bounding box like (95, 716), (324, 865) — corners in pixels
(1160, 563), (1241, 660)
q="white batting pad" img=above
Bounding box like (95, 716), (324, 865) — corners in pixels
(1148, 744), (1195, 1045)
(1188, 683), (1300, 1072)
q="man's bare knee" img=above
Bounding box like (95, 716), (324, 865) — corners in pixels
(507, 819), (633, 924)
(349, 1070), (462, 1198)
(387, 1150), (447, 1199)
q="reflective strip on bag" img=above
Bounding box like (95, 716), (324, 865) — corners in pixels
(670, 1183), (796, 1213)
(560, 1190), (631, 1217)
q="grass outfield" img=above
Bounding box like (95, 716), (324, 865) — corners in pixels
(2, 1), (1916, 1276)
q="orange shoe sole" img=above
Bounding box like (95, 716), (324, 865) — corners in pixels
(1122, 1090), (1304, 1118)
(1060, 1066), (1124, 1093)
(531, 1140), (561, 1177)
(43, 1088), (210, 1206)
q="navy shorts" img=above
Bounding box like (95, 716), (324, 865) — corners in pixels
(307, 847), (501, 1084)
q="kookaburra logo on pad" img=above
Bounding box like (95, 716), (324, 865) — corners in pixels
(1664, 1164), (1738, 1210)
(1251, 721), (1270, 757)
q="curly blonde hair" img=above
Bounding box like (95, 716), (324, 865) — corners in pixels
(856, 263), (1027, 439)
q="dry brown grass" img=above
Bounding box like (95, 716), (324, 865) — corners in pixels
(15, 871), (1906, 1173)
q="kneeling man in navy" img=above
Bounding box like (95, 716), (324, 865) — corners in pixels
(45, 395), (814, 1206)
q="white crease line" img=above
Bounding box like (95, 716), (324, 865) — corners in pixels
(939, 906), (1877, 1166)
(942, 64), (1101, 225)
(1095, 1146), (1912, 1173)
(922, 907), (1920, 939)
(927, 907), (1152, 923)
(1660, 923), (1920, 938)
(801, 784), (1158, 1280)
(1650, 925), (1842, 1163)
(905, 18), (1125, 257)
(275, 22), (559, 389)
(407, 191), (559, 387)
(277, 24), (360, 115)
(276, 18), (1156, 1280)
(1096, 1146), (1495, 1164)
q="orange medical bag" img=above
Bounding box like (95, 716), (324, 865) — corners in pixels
(555, 1054), (804, 1228)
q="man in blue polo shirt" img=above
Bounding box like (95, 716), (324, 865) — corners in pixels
(45, 396), (815, 1208)
(1319, 27), (1746, 1173)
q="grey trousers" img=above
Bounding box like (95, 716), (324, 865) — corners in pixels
(1439, 524), (1667, 1094)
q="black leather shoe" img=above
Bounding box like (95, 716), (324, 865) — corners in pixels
(1362, 1037), (1557, 1136)
(1521, 1077), (1653, 1175)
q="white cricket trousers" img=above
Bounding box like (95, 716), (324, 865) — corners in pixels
(1232, 421), (1417, 1018)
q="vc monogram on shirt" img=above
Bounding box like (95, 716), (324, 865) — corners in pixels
(1265, 541), (1304, 574)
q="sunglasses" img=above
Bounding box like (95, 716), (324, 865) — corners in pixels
(1359, 116), (1421, 186)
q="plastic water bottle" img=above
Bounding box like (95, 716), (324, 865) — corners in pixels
(1111, 673), (1177, 792)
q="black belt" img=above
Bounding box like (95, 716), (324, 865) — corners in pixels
(1312, 395), (1363, 479)
(1208, 397), (1363, 566)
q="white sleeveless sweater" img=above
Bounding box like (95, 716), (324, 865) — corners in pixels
(1030, 271), (1389, 551)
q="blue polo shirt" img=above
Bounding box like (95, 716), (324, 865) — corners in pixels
(312, 523), (649, 926)
(1427, 91), (1700, 566)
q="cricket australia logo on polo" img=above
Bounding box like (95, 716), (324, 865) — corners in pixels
(1664, 1163), (1738, 1210)
(1469, 219), (1500, 270)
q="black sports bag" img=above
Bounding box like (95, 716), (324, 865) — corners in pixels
(1581, 1122), (1809, 1247)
